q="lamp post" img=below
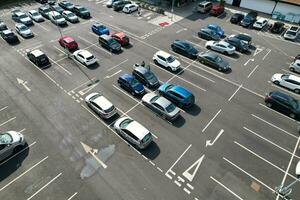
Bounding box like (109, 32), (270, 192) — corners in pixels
(171, 0), (175, 22)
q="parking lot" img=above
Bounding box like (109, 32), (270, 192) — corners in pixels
(0, 0), (300, 199)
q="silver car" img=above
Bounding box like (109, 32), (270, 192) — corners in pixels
(205, 40), (236, 55)
(0, 131), (26, 162)
(15, 23), (33, 38)
(142, 92), (180, 121)
(28, 10), (44, 22)
(85, 92), (117, 119)
(290, 60), (300, 73)
(114, 117), (153, 149)
(62, 11), (79, 23)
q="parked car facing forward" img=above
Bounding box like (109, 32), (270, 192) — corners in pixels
(240, 11), (257, 28)
(132, 66), (159, 88)
(230, 13), (244, 24)
(1, 29), (19, 44)
(210, 5), (224, 16)
(198, 28), (220, 41)
(0, 131), (26, 162)
(91, 23), (109, 35)
(123, 3), (138, 14)
(228, 33), (252, 45)
(73, 5), (90, 18)
(269, 22), (285, 34)
(205, 40), (235, 55)
(284, 26), (299, 41)
(117, 74), (145, 95)
(98, 34), (122, 53)
(62, 10), (79, 23)
(198, 51), (230, 72)
(73, 49), (97, 66)
(49, 11), (67, 26)
(28, 10), (44, 22)
(171, 40), (199, 59)
(38, 5), (51, 19)
(58, 1), (75, 11)
(113, 0), (131, 11)
(111, 32), (130, 46)
(207, 24), (224, 37)
(271, 73), (300, 93)
(153, 51), (181, 72)
(12, 11), (33, 26)
(27, 49), (51, 68)
(59, 36), (78, 51)
(290, 60), (300, 73)
(0, 20), (8, 31)
(225, 36), (249, 53)
(253, 18), (268, 30)
(15, 23), (33, 38)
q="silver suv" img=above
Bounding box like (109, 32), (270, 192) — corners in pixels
(0, 131), (26, 162)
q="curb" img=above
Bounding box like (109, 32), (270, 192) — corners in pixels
(135, 1), (165, 15)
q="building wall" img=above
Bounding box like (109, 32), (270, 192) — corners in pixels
(225, 0), (233, 4)
(240, 0), (276, 14)
(274, 2), (300, 15)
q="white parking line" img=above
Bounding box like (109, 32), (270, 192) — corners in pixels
(185, 39), (205, 49)
(35, 22), (49, 31)
(67, 192), (78, 200)
(48, 57), (72, 76)
(112, 84), (140, 103)
(228, 84), (242, 101)
(27, 172), (62, 200)
(67, 77), (96, 93)
(108, 59), (128, 71)
(247, 65), (259, 78)
(210, 176), (244, 200)
(259, 103), (298, 122)
(0, 116), (16, 127)
(202, 109), (222, 133)
(53, 45), (68, 55)
(19, 128), (26, 133)
(243, 127), (300, 159)
(262, 49), (271, 60)
(234, 141), (298, 180)
(0, 106), (8, 112)
(281, 69), (297, 76)
(0, 156), (48, 192)
(251, 114), (298, 140)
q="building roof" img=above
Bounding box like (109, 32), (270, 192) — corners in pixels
(280, 0), (300, 6)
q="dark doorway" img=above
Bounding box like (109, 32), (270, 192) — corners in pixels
(232, 0), (241, 7)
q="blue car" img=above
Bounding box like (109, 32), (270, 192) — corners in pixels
(207, 24), (224, 37)
(117, 74), (145, 96)
(158, 83), (195, 108)
(91, 23), (109, 36)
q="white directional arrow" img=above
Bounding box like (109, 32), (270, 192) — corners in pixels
(244, 58), (254, 66)
(206, 129), (224, 147)
(17, 78), (31, 92)
(104, 70), (122, 79)
(80, 142), (107, 169)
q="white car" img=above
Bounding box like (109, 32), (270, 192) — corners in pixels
(284, 26), (299, 41)
(271, 73), (300, 93)
(123, 3), (138, 14)
(253, 18), (268, 30)
(85, 92), (117, 119)
(28, 10), (44, 22)
(205, 40), (235, 55)
(106, 0), (119, 7)
(48, 11), (67, 26)
(73, 49), (97, 66)
(15, 23), (33, 38)
(153, 50), (181, 71)
(0, 131), (26, 162)
(290, 60), (300, 73)
(62, 10), (79, 23)
(114, 117), (153, 149)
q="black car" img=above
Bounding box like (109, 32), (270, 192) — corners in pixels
(171, 40), (199, 59)
(113, 0), (131, 11)
(51, 5), (64, 14)
(1, 30), (19, 44)
(132, 66), (159, 88)
(269, 22), (285, 34)
(240, 11), (257, 28)
(36, 0), (48, 3)
(27, 49), (51, 68)
(98, 35), (121, 53)
(198, 28), (220, 41)
(225, 37), (249, 53)
(0, 21), (8, 31)
(198, 51), (230, 72)
(265, 91), (300, 119)
(58, 1), (75, 11)
(230, 13), (244, 24)
(73, 5), (90, 19)
(38, 5), (51, 19)
(231, 33), (252, 45)
(47, 0), (56, 5)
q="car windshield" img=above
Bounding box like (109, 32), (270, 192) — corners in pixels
(144, 71), (154, 80)
(19, 14), (28, 19)
(66, 2), (73, 7)
(214, 56), (222, 63)
(165, 103), (176, 113)
(67, 12), (76, 17)
(104, 105), (115, 113)
(120, 118), (133, 129)
(97, 25), (105, 29)
(0, 133), (13, 144)
(6, 32), (14, 37)
(256, 22), (262, 25)
(291, 99), (299, 110)
(44, 8), (51, 13)
(281, 74), (289, 80)
(286, 31), (296, 36)
(86, 55), (94, 60)
(90, 94), (102, 101)
(130, 78), (140, 88)
(243, 16), (252, 22)
(165, 84), (174, 91)
(166, 56), (175, 63)
(79, 7), (87, 12)
(32, 12), (39, 16)
(19, 26), (28, 31)
(108, 39), (118, 46)
(54, 15), (63, 20)
(142, 133), (151, 143)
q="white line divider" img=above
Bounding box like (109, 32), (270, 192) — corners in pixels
(210, 176), (244, 200)
(0, 116), (16, 127)
(228, 84), (242, 101)
(202, 109), (222, 133)
(67, 192), (78, 200)
(27, 172), (62, 200)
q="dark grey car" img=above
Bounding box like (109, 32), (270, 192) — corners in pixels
(132, 66), (159, 88)
(198, 51), (230, 72)
(198, 28), (220, 41)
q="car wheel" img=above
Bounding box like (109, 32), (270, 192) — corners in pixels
(207, 46), (211, 49)
(200, 60), (205, 64)
(13, 145), (24, 153)
(295, 89), (300, 94)
(154, 59), (158, 65)
(218, 67), (222, 71)
(274, 81), (280, 85)
(146, 83), (150, 88)
(225, 51), (229, 55)
(290, 113), (296, 119)
(266, 102), (272, 108)
(167, 66), (172, 71)
(131, 91), (135, 96)
(290, 67), (295, 72)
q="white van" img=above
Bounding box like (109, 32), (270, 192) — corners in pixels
(198, 1), (212, 13)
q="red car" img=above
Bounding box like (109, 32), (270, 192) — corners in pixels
(59, 36), (78, 51)
(210, 5), (224, 16)
(111, 32), (129, 46)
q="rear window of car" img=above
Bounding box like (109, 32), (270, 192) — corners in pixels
(86, 55), (95, 60)
(142, 133), (151, 143)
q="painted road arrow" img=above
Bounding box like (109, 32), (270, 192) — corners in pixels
(206, 129), (224, 147)
(81, 142), (107, 169)
(17, 78), (31, 92)
(244, 58), (254, 66)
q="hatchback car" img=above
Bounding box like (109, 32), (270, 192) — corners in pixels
(38, 5), (51, 19)
(51, 5), (64, 14)
(271, 73), (300, 93)
(158, 83), (195, 108)
(1, 29), (19, 44)
(210, 5), (224, 16)
(117, 74), (145, 95)
(111, 32), (130, 46)
(28, 10), (44, 22)
(0, 131), (26, 162)
(27, 49), (50, 68)
(230, 13), (244, 24)
(132, 66), (159, 88)
(49, 11), (67, 26)
(240, 11), (257, 28)
(106, 0), (119, 8)
(171, 40), (199, 59)
(142, 92), (180, 121)
(198, 28), (220, 41)
(0, 20), (8, 31)
(265, 91), (300, 119)
(85, 93), (117, 119)
(98, 35), (122, 53)
(269, 22), (285, 34)
(91, 23), (109, 36)
(225, 37), (249, 53)
(253, 18), (268, 30)
(73, 49), (97, 66)
(62, 10), (79, 23)
(113, 0), (131, 11)
(73, 5), (90, 18)
(207, 24), (224, 37)
(15, 23), (34, 38)
(228, 33), (252, 45)
(284, 26), (299, 41)
(114, 117), (153, 149)
(123, 3), (138, 14)
(59, 36), (78, 51)
(290, 60), (300, 73)
(12, 11), (33, 26)
(205, 40), (235, 55)
(153, 51), (181, 72)
(58, 1), (75, 11)
(198, 51), (230, 72)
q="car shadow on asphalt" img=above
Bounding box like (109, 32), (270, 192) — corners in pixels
(185, 104), (201, 116)
(172, 115), (186, 128)
(139, 142), (160, 160)
(186, 13), (210, 21)
(122, 44), (133, 49)
(0, 143), (29, 182)
(87, 62), (100, 70)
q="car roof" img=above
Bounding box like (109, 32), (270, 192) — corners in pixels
(134, 66), (149, 74)
(126, 120), (149, 140)
(49, 11), (60, 16)
(212, 5), (223, 9)
(156, 50), (171, 58)
(100, 34), (111, 40)
(113, 32), (125, 38)
(93, 95), (113, 110)
(16, 23), (26, 28)
(270, 91), (294, 101)
(218, 41), (230, 46)
(2, 29), (13, 34)
(63, 10), (72, 14)
(201, 28), (214, 33)
(62, 36), (75, 43)
(170, 85), (192, 98)
(155, 97), (171, 108)
(289, 75), (300, 82)
(121, 73), (134, 81)
(31, 49), (45, 57)
(174, 39), (190, 46)
(199, 1), (212, 5)
(202, 51), (218, 58)
(256, 18), (266, 23)
(29, 10), (38, 13)
(289, 26), (300, 31)
(78, 50), (92, 57)
(208, 24), (219, 28)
